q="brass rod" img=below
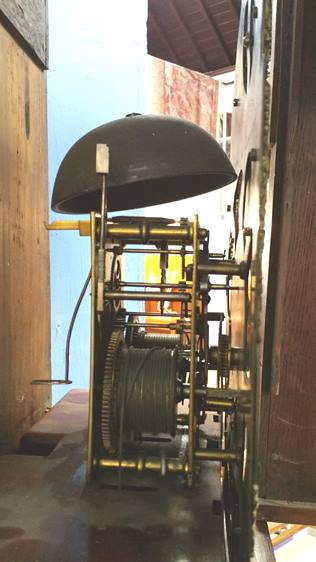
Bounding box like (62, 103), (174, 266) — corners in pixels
(176, 414), (189, 426)
(188, 214), (199, 486)
(105, 224), (208, 242)
(105, 290), (190, 302)
(120, 281), (189, 289)
(198, 260), (246, 278)
(124, 311), (190, 318)
(46, 220), (90, 235)
(118, 248), (192, 255)
(98, 456), (189, 474)
(182, 385), (242, 402)
(205, 398), (235, 411)
(87, 214), (96, 480)
(209, 253), (225, 259)
(183, 385), (205, 398)
(45, 221), (208, 243)
(205, 387), (250, 400)
(99, 174), (107, 249)
(116, 322), (180, 329)
(46, 220), (81, 230)
(45, 221), (209, 243)
(210, 284), (243, 290)
(194, 449), (239, 462)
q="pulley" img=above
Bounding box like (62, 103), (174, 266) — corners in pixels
(101, 331), (178, 452)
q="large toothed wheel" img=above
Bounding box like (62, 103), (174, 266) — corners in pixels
(101, 330), (124, 451)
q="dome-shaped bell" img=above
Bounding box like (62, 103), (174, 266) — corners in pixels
(51, 114), (236, 214)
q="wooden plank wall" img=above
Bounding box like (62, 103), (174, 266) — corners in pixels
(0, 22), (51, 451)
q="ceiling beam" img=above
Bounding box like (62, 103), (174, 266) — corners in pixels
(166, 0), (209, 72)
(205, 64), (235, 78)
(149, 12), (179, 63)
(196, 0), (234, 66)
(226, 0), (240, 21)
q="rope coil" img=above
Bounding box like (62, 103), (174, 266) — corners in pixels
(133, 332), (181, 349)
(101, 331), (178, 452)
(118, 346), (177, 435)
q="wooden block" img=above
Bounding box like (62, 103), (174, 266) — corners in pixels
(19, 390), (88, 455)
(0, 22), (51, 451)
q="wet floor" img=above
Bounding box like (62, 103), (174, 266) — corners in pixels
(0, 430), (225, 562)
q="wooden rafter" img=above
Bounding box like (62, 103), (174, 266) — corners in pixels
(147, 0), (239, 73)
(196, 0), (234, 66)
(226, 0), (240, 20)
(149, 12), (179, 63)
(166, 0), (209, 72)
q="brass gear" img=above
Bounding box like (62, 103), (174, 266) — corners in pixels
(218, 334), (230, 381)
(101, 330), (124, 451)
(109, 254), (121, 313)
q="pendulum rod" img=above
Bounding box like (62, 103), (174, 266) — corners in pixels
(188, 214), (199, 486)
(88, 212), (96, 480)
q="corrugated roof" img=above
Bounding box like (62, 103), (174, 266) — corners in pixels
(147, 0), (240, 74)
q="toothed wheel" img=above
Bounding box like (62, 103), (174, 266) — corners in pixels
(109, 255), (121, 313)
(101, 330), (124, 451)
(218, 334), (230, 381)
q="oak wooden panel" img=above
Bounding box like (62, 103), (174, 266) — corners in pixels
(258, 500), (316, 526)
(259, 0), (316, 503)
(0, 23), (51, 451)
(0, 0), (48, 68)
(254, 521), (275, 562)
